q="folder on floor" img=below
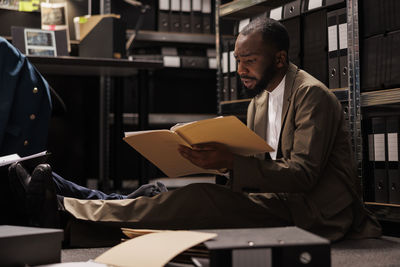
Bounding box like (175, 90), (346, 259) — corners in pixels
(158, 0), (170, 32)
(327, 9), (340, 89)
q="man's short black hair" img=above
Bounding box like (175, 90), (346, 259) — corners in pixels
(240, 16), (290, 54)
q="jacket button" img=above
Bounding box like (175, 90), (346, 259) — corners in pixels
(30, 114), (36, 120)
(24, 140), (29, 146)
(33, 87), (38, 94)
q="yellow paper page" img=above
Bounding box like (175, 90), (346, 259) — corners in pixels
(123, 130), (219, 177)
(175, 116), (273, 156)
(95, 231), (217, 267)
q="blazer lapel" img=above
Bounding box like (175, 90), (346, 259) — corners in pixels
(253, 90), (269, 141)
(281, 63), (298, 127)
(277, 63), (298, 158)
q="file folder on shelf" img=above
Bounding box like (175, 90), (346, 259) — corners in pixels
(361, 31), (400, 91)
(325, 0), (345, 6)
(222, 39), (230, 101)
(281, 17), (301, 67)
(369, 117), (388, 203)
(228, 39), (237, 100)
(302, 0), (325, 13)
(181, 0), (191, 33)
(338, 8), (348, 88)
(388, 30), (400, 89)
(361, 34), (383, 91)
(386, 116), (400, 204)
(202, 0), (212, 33)
(191, 0), (202, 33)
(386, 116), (399, 164)
(158, 0), (170, 32)
(283, 0), (301, 19)
(374, 168), (388, 203)
(389, 169), (400, 204)
(327, 10), (340, 89)
(303, 9), (328, 86)
(170, 0), (181, 32)
(361, 0), (400, 38)
(269, 5), (283, 21)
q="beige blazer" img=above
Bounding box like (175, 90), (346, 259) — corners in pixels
(232, 63), (381, 241)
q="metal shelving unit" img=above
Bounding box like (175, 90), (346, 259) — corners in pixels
(361, 88), (400, 107)
(128, 30), (216, 46)
(346, 0), (362, 180)
(220, 0), (291, 19)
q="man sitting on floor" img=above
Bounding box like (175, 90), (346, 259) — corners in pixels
(8, 18), (381, 242)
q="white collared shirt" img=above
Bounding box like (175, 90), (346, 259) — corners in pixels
(266, 75), (286, 160)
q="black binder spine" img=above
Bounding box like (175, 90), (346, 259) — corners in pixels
(191, 0), (202, 33)
(201, 0), (212, 33)
(337, 8), (348, 88)
(158, 0), (170, 32)
(222, 39), (230, 101)
(283, 0), (301, 19)
(327, 10), (340, 89)
(386, 116), (400, 204)
(228, 39), (237, 100)
(181, 0), (191, 33)
(170, 0), (181, 32)
(386, 30), (400, 89)
(303, 9), (328, 86)
(370, 117), (388, 203)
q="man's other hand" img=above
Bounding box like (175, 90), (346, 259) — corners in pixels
(178, 142), (234, 170)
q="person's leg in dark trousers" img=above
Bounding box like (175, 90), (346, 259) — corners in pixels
(52, 172), (168, 200)
(52, 172), (125, 200)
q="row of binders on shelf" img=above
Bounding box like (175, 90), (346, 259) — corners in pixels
(360, 0), (400, 92)
(132, 46), (217, 69)
(158, 0), (213, 33)
(220, 0), (348, 102)
(367, 116), (400, 204)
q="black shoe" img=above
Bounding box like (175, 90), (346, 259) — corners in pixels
(9, 163), (60, 228)
(27, 164), (60, 228)
(8, 162), (31, 225)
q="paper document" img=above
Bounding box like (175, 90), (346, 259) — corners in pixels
(123, 116), (273, 177)
(95, 231), (217, 267)
(0, 151), (47, 167)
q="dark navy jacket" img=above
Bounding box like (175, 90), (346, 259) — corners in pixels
(0, 37), (52, 157)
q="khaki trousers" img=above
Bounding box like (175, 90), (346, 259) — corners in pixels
(64, 183), (293, 230)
